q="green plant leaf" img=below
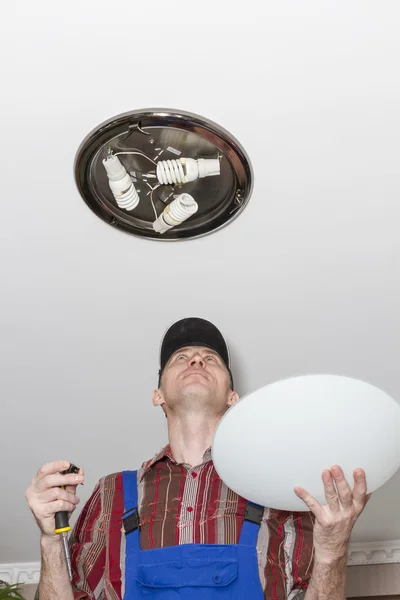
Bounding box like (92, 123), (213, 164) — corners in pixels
(0, 580), (26, 599)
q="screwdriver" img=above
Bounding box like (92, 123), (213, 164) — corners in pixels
(54, 463), (80, 581)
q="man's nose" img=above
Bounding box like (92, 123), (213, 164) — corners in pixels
(189, 354), (205, 367)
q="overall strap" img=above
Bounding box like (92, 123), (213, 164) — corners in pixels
(239, 502), (264, 546)
(122, 470), (140, 538)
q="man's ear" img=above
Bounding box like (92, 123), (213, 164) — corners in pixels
(152, 388), (166, 407)
(227, 391), (239, 408)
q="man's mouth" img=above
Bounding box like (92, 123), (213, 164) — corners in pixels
(183, 370), (208, 380)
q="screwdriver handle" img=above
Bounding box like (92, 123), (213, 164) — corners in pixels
(55, 491), (71, 534)
(54, 464), (80, 535)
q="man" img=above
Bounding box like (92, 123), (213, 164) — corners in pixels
(26, 317), (371, 599)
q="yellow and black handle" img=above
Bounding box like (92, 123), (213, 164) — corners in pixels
(54, 463), (80, 535)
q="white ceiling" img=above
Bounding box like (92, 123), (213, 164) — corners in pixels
(2, 0), (399, 562)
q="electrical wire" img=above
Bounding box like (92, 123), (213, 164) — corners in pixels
(114, 151), (157, 166)
(144, 181), (160, 220)
(150, 189), (158, 220)
(137, 125), (151, 136)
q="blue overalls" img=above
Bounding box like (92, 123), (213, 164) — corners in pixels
(122, 470), (265, 599)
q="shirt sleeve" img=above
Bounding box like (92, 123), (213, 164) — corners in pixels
(69, 479), (106, 600)
(286, 511), (315, 598)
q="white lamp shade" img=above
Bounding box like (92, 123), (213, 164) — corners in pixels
(212, 375), (400, 511)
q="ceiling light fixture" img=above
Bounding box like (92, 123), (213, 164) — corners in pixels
(74, 108), (253, 241)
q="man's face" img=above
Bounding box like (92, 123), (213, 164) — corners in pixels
(153, 346), (237, 416)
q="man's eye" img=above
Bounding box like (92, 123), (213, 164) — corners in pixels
(177, 355), (186, 360)
(206, 356), (216, 362)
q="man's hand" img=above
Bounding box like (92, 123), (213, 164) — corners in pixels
(294, 466), (372, 562)
(25, 460), (84, 541)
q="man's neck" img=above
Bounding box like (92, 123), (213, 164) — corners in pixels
(167, 414), (220, 467)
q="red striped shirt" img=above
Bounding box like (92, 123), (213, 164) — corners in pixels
(70, 445), (315, 599)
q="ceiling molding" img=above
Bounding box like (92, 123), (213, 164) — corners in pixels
(1, 541), (399, 584)
(0, 562), (40, 585)
(347, 540), (400, 566)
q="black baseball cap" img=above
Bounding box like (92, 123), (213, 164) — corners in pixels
(158, 317), (233, 388)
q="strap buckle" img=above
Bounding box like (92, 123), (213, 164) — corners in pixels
(244, 502), (264, 525)
(123, 507), (140, 534)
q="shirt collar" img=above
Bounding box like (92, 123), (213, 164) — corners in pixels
(140, 444), (212, 481)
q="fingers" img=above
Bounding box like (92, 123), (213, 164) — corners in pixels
(34, 471), (84, 493)
(294, 486), (323, 521)
(322, 468), (342, 511)
(322, 469), (339, 500)
(65, 467), (84, 494)
(43, 499), (78, 517)
(329, 466), (368, 512)
(329, 466), (353, 509)
(295, 466), (371, 530)
(40, 487), (80, 507)
(352, 468), (369, 511)
(35, 460), (71, 480)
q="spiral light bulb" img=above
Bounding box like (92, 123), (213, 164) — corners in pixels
(102, 155), (139, 211)
(156, 158), (220, 185)
(153, 193), (198, 234)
